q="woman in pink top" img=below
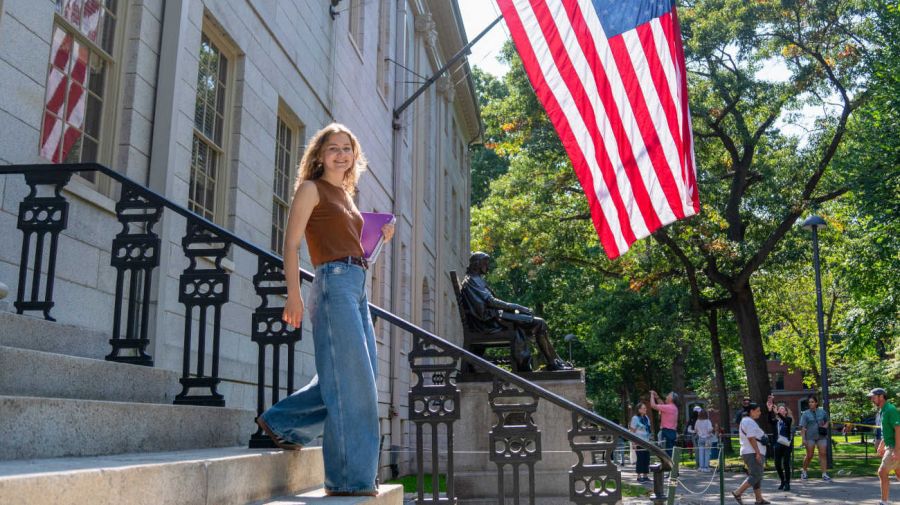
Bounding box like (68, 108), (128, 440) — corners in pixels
(651, 390), (680, 457)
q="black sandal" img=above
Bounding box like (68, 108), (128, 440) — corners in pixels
(755, 500), (771, 505)
(256, 417), (302, 451)
(731, 491), (744, 504)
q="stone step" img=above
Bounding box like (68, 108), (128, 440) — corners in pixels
(0, 345), (179, 403)
(0, 446), (325, 505)
(0, 395), (254, 460)
(0, 311), (110, 359)
(254, 484), (404, 505)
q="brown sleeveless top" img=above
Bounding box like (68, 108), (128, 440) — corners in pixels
(306, 179), (364, 266)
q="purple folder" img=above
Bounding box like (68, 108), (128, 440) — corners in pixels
(360, 212), (395, 264)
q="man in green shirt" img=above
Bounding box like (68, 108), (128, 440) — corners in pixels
(868, 387), (899, 505)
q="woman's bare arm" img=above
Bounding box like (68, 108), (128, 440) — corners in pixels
(281, 181), (319, 327)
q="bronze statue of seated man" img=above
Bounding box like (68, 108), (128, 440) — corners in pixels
(460, 252), (573, 372)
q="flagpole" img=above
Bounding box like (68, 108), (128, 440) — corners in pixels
(393, 14), (504, 121)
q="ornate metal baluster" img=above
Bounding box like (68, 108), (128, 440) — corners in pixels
(249, 256), (302, 448)
(106, 187), (162, 366)
(568, 413), (622, 504)
(489, 379), (541, 505)
(409, 335), (460, 504)
(174, 221), (230, 406)
(14, 171), (73, 321)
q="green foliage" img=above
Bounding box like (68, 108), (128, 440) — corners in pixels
(829, 357), (892, 422)
(468, 0), (894, 419)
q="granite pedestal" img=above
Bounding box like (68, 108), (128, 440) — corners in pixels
(448, 370), (607, 504)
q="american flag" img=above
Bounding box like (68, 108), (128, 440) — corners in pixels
(497, 0), (700, 259)
(40, 0), (102, 163)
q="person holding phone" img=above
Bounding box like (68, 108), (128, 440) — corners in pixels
(255, 123), (394, 497)
(774, 405), (794, 491)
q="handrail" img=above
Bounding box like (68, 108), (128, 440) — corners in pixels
(368, 302), (674, 471)
(0, 163), (288, 271)
(0, 162), (672, 473)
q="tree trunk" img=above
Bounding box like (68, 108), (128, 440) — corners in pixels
(731, 283), (772, 410)
(671, 342), (690, 429)
(709, 309), (733, 454)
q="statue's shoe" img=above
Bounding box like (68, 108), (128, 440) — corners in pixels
(542, 358), (574, 371)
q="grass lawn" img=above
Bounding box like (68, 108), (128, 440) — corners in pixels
(386, 473), (446, 494)
(674, 434), (881, 478)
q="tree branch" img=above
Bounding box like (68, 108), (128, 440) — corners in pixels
(547, 254), (622, 278)
(651, 229), (705, 310)
(559, 212), (591, 222)
(811, 187), (849, 205)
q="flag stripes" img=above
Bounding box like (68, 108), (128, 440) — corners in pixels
(497, 0), (700, 258)
(40, 0), (101, 163)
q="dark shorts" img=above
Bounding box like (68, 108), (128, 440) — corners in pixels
(741, 453), (764, 489)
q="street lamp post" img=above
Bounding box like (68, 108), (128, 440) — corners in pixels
(564, 334), (576, 364)
(802, 215), (834, 469)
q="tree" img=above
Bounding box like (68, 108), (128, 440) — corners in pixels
(646, 0), (875, 406)
(468, 1), (888, 422)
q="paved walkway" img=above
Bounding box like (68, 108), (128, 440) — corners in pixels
(621, 467), (897, 504)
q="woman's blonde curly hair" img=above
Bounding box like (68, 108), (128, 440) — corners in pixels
(295, 122), (367, 195)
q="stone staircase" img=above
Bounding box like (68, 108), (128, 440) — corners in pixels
(0, 311), (401, 504)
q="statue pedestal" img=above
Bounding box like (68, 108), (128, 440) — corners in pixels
(452, 370), (591, 503)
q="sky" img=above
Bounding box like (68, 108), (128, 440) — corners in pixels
(457, 0), (510, 77)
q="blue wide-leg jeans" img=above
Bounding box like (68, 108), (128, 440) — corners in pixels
(259, 261), (379, 494)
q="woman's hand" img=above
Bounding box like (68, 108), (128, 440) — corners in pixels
(755, 452), (762, 464)
(382, 222), (395, 242)
(283, 295), (304, 328)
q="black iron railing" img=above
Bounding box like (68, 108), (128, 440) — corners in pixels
(0, 163), (671, 504)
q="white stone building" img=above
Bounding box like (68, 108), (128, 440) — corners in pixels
(0, 0), (476, 478)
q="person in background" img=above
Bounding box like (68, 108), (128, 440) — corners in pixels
(765, 394), (778, 462)
(774, 405), (794, 491)
(685, 406), (700, 460)
(695, 408), (715, 472)
(732, 402), (771, 505)
(734, 397), (751, 432)
(629, 402), (653, 483)
(650, 390), (679, 458)
(799, 395), (831, 481)
(868, 387), (899, 505)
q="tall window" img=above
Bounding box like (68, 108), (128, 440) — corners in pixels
(40, 0), (119, 182)
(348, 0), (365, 54)
(272, 114), (302, 253)
(189, 33), (229, 222)
(375, 0), (390, 97)
(772, 372), (785, 391)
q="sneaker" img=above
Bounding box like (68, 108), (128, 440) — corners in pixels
(800, 470), (808, 480)
(822, 472), (832, 481)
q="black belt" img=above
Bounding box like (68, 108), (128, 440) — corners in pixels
(327, 256), (368, 270)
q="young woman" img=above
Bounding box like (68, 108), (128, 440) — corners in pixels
(694, 408), (714, 472)
(799, 395), (831, 481)
(733, 402), (770, 505)
(629, 402), (653, 482)
(774, 405), (794, 491)
(256, 123), (394, 497)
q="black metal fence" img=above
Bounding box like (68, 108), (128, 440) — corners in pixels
(0, 163), (673, 504)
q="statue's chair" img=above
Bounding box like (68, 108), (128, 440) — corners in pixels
(450, 271), (524, 372)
